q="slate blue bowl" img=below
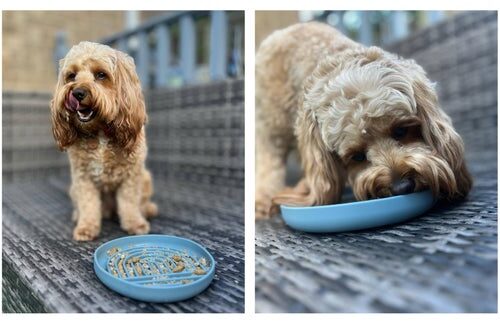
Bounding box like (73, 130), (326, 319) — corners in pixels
(94, 235), (216, 303)
(281, 190), (435, 233)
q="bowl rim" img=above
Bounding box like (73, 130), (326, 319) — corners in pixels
(281, 190), (433, 210)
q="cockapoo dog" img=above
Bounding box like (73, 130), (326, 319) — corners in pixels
(255, 22), (472, 219)
(51, 41), (158, 240)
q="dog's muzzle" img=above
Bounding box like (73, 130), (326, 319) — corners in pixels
(391, 178), (416, 196)
(65, 91), (95, 122)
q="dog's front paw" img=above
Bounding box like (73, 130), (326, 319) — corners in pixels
(255, 195), (273, 219)
(122, 217), (150, 235)
(73, 224), (100, 241)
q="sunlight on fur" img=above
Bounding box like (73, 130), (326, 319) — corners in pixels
(255, 22), (472, 219)
(51, 41), (158, 241)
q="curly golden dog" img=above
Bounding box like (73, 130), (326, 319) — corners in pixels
(51, 41), (158, 240)
(255, 22), (472, 219)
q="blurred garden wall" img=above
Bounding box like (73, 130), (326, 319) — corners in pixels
(2, 11), (167, 92)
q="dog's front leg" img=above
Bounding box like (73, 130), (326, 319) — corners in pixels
(117, 174), (150, 235)
(255, 131), (289, 219)
(71, 180), (102, 241)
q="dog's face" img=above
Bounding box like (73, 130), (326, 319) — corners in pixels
(51, 41), (145, 152)
(274, 47), (472, 207)
(328, 91), (454, 201)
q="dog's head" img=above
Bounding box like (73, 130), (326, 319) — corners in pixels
(51, 41), (146, 152)
(274, 47), (472, 207)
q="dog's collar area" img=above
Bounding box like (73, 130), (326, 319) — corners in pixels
(75, 123), (114, 141)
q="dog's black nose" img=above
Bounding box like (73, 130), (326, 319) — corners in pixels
(391, 178), (415, 196)
(72, 88), (87, 101)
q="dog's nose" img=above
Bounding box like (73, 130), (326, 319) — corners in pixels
(391, 178), (415, 196)
(72, 88), (87, 101)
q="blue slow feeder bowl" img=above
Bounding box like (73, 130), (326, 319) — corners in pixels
(94, 235), (216, 303)
(281, 190), (435, 233)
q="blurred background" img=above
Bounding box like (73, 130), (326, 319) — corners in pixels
(255, 11), (497, 313)
(257, 11), (457, 48)
(3, 11), (244, 313)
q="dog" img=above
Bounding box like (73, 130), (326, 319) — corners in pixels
(51, 41), (158, 240)
(255, 22), (472, 219)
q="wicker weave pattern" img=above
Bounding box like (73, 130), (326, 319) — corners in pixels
(146, 79), (244, 190)
(256, 11), (497, 313)
(2, 92), (68, 183)
(256, 174), (497, 312)
(2, 79), (244, 313)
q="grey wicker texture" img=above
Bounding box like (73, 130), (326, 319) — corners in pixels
(2, 79), (244, 313)
(255, 11), (497, 313)
(2, 92), (69, 183)
(146, 79), (244, 190)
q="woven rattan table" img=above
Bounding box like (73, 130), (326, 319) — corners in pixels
(3, 177), (245, 313)
(256, 168), (497, 312)
(2, 79), (245, 313)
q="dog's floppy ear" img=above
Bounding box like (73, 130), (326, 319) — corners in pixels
(51, 59), (78, 151)
(272, 104), (345, 207)
(51, 99), (78, 151)
(112, 50), (147, 152)
(408, 63), (472, 199)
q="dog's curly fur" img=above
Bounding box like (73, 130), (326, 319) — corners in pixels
(51, 41), (158, 240)
(256, 22), (472, 219)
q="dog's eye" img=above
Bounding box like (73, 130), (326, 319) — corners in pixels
(66, 73), (76, 82)
(351, 152), (366, 162)
(392, 126), (408, 140)
(95, 72), (107, 80)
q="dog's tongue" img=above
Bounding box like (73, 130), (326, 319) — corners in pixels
(65, 94), (79, 112)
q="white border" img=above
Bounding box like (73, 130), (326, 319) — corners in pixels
(244, 8), (256, 316)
